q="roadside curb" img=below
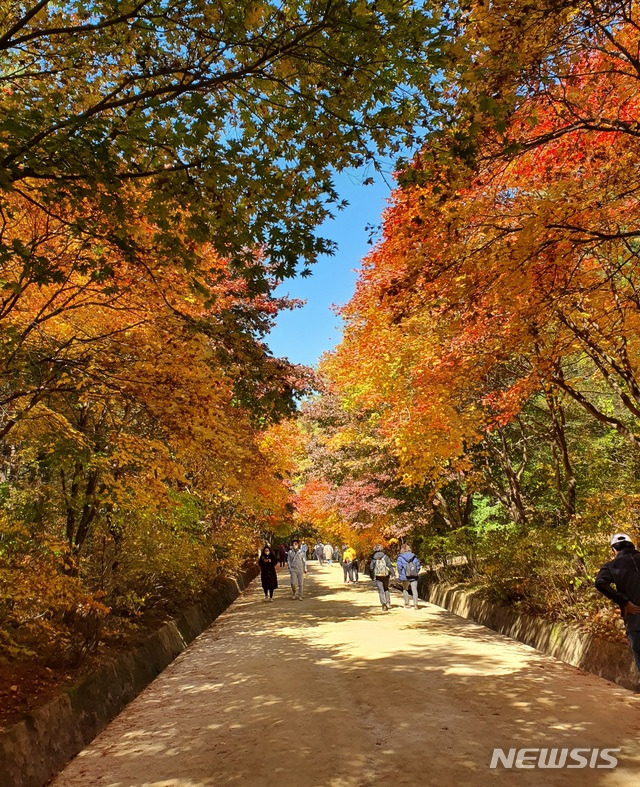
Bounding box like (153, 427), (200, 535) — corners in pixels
(413, 577), (639, 691)
(0, 565), (258, 787)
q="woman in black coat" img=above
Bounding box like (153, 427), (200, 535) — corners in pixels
(258, 545), (278, 601)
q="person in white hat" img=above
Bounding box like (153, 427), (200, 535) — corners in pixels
(595, 533), (640, 670)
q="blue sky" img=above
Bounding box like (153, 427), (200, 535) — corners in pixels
(265, 169), (394, 368)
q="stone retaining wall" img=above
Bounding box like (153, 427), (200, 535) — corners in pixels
(414, 576), (639, 691)
(0, 566), (258, 787)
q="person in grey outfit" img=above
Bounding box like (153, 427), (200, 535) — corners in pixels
(287, 538), (307, 600)
(369, 545), (395, 611)
(397, 544), (421, 609)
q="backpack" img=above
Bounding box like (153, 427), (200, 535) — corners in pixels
(374, 556), (389, 576)
(404, 555), (419, 578)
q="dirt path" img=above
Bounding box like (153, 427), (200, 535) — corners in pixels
(53, 564), (640, 786)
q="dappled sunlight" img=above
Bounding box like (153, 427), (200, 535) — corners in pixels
(55, 565), (640, 786)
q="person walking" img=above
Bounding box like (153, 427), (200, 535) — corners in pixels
(370, 545), (394, 611)
(595, 533), (640, 670)
(258, 545), (278, 601)
(342, 545), (356, 583)
(278, 543), (287, 568)
(314, 541), (325, 564)
(288, 538), (307, 600)
(323, 542), (333, 566)
(397, 544), (421, 609)
(340, 544), (348, 582)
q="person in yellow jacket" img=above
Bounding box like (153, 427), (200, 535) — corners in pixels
(342, 546), (356, 583)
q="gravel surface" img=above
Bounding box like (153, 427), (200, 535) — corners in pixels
(53, 563), (640, 786)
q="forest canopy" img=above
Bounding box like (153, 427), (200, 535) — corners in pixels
(287, 0), (640, 634)
(3, 0), (640, 678)
(0, 0), (449, 666)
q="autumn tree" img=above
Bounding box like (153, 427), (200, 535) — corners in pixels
(312, 5), (640, 622)
(292, 380), (423, 553)
(0, 192), (306, 662)
(0, 0), (449, 288)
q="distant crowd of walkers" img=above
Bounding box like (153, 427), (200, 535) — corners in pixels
(257, 539), (421, 611)
(256, 530), (640, 673)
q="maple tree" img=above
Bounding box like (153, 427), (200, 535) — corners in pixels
(332, 12), (640, 468)
(0, 0), (465, 673)
(0, 0), (448, 288)
(0, 188), (306, 662)
(290, 381), (426, 556)
(299, 6), (640, 630)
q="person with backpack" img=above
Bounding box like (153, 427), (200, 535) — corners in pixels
(277, 543), (287, 567)
(258, 545), (278, 602)
(351, 555), (359, 583)
(595, 533), (640, 670)
(397, 544), (421, 609)
(369, 545), (395, 611)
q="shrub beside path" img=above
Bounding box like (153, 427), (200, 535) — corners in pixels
(54, 564), (640, 786)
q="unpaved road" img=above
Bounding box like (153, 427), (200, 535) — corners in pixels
(54, 564), (640, 786)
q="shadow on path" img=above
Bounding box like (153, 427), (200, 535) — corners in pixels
(54, 565), (640, 787)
